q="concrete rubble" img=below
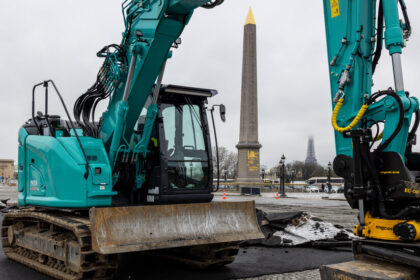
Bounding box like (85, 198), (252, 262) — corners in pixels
(243, 209), (355, 248)
(0, 198), (17, 213)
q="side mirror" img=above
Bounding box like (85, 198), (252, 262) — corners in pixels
(172, 38), (182, 49)
(219, 104), (226, 122)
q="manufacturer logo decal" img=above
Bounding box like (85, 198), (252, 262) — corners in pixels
(380, 171), (400, 175)
(376, 225), (393, 231)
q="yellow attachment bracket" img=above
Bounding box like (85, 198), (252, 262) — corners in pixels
(331, 98), (369, 133)
(354, 212), (420, 241)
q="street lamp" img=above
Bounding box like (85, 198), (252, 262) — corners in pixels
(222, 169), (227, 182)
(291, 170), (295, 184)
(261, 168), (265, 181)
(327, 161), (332, 193)
(279, 154), (287, 197)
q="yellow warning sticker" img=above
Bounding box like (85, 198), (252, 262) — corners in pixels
(330, 0), (340, 18)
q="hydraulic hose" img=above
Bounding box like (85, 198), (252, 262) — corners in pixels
(367, 90), (404, 153)
(332, 89), (404, 154)
(406, 109), (419, 153)
(398, 0), (412, 38)
(372, 0), (383, 75)
(332, 99), (369, 133)
(201, 0), (224, 9)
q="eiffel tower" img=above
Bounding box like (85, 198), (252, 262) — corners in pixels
(305, 136), (317, 165)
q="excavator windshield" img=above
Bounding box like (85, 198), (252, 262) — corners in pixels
(161, 103), (209, 190)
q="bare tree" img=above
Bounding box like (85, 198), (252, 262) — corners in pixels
(280, 160), (330, 181)
(212, 147), (238, 179)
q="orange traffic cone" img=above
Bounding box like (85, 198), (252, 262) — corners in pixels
(275, 192), (280, 200)
(222, 190), (227, 200)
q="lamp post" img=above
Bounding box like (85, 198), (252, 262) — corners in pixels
(291, 170), (295, 184)
(327, 161), (332, 193)
(280, 154), (287, 197)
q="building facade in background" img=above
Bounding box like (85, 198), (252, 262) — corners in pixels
(0, 159), (15, 179)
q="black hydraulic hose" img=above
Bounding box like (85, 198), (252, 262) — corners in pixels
(367, 89), (404, 153)
(398, 0), (411, 38)
(372, 0), (383, 75)
(367, 119), (381, 150)
(407, 109), (419, 152)
(201, 0), (224, 9)
(409, 110), (419, 139)
(74, 44), (126, 138)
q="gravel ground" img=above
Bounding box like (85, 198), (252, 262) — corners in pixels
(0, 184), (18, 202)
(214, 192), (359, 230)
(241, 269), (320, 280)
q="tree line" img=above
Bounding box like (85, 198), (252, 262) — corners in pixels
(213, 147), (336, 181)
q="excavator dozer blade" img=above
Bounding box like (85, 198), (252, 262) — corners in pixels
(90, 201), (263, 255)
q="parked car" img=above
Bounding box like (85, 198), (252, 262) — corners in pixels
(292, 185), (305, 192)
(307, 185), (319, 193)
(330, 186), (340, 193)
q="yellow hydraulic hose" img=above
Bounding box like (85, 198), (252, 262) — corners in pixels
(332, 98), (369, 133)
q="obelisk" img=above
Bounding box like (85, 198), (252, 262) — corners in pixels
(236, 7), (262, 191)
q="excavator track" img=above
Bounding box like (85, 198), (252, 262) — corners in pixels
(1, 209), (118, 280)
(1, 208), (245, 279)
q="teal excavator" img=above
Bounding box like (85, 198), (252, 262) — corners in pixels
(1, 1), (263, 279)
(4, 0), (420, 279)
(324, 0), (420, 268)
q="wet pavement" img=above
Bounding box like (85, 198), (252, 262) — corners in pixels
(0, 240), (352, 280)
(0, 185), (357, 279)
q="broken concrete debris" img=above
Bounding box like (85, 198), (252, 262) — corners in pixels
(0, 199), (18, 213)
(242, 209), (355, 248)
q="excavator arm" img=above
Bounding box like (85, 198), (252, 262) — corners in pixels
(323, 0), (420, 267)
(74, 0), (222, 165)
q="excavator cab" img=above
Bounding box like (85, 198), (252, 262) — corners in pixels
(112, 84), (217, 205)
(144, 85), (216, 204)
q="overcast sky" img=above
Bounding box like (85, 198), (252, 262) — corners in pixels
(1, 0), (420, 169)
